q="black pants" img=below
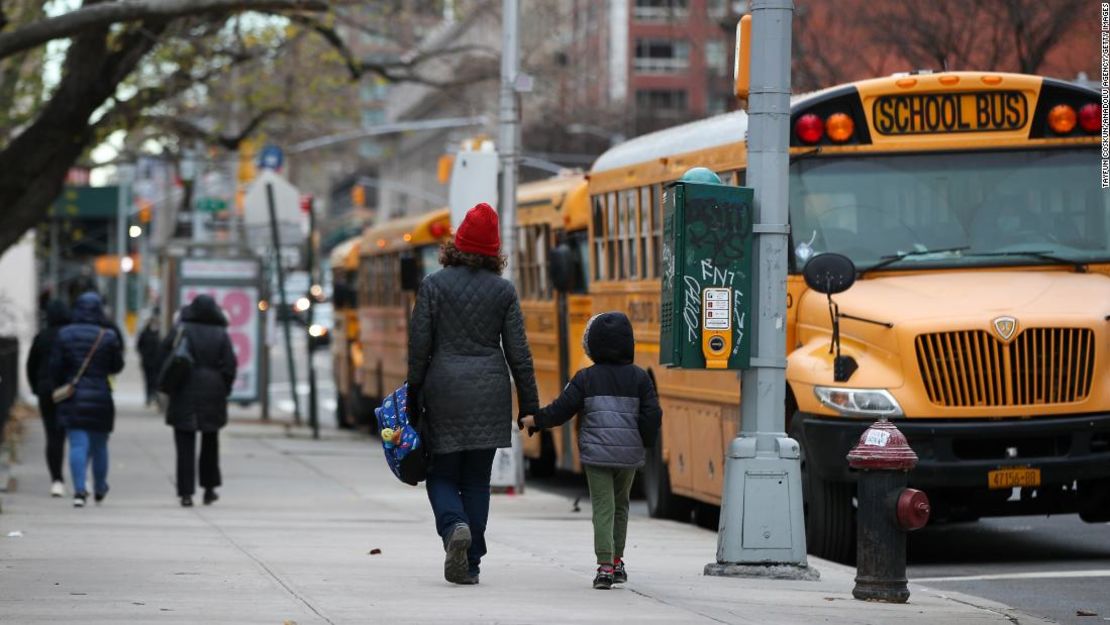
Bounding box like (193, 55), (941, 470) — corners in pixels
(173, 429), (221, 497)
(142, 365), (159, 403)
(38, 395), (65, 483)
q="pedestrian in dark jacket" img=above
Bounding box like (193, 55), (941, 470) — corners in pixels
(48, 292), (125, 507)
(519, 311), (662, 590)
(407, 202), (540, 585)
(161, 294), (237, 507)
(26, 300), (70, 497)
(136, 312), (161, 405)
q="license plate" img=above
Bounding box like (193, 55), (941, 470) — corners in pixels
(987, 467), (1041, 489)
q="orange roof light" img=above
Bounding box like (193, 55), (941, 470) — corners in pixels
(938, 75), (960, 85)
(403, 233), (412, 242)
(1047, 104), (1077, 134)
(825, 113), (854, 143)
(980, 75), (1003, 85)
(895, 78), (917, 89)
(377, 238), (387, 248)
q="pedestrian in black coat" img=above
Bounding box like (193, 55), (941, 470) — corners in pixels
(136, 313), (161, 405)
(48, 292), (125, 507)
(26, 300), (70, 496)
(407, 202), (539, 585)
(161, 294), (237, 507)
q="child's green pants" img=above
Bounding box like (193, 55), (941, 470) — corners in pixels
(585, 465), (637, 565)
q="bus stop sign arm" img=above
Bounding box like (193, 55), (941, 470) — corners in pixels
(705, 0), (816, 578)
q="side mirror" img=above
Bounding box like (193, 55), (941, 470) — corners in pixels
(548, 244), (578, 293)
(803, 252), (856, 294)
(400, 256), (421, 291)
(802, 253), (858, 382)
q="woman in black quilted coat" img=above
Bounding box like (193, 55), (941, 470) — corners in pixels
(161, 294), (238, 508)
(26, 300), (71, 496)
(407, 202), (539, 585)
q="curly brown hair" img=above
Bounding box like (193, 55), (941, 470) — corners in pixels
(439, 240), (507, 273)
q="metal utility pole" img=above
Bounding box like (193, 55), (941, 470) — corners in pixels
(499, 0), (520, 281)
(304, 195), (320, 440)
(266, 182), (302, 424)
(707, 0), (815, 578)
(499, 0), (527, 493)
(115, 171), (131, 332)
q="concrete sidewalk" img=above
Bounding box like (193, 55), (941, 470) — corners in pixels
(0, 370), (1049, 624)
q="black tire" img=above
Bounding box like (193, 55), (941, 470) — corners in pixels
(527, 431), (557, 478)
(642, 433), (693, 521)
(1079, 480), (1110, 523)
(792, 412), (856, 564)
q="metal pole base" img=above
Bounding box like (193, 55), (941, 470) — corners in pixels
(852, 576), (910, 603)
(712, 437), (812, 567)
(704, 562), (819, 581)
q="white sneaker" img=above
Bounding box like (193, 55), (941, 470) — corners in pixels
(73, 494), (86, 508)
(50, 481), (65, 498)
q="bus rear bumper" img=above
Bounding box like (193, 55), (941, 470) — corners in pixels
(799, 411), (1110, 490)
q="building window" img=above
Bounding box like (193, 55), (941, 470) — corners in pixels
(634, 0), (688, 22)
(634, 38), (690, 74)
(705, 39), (729, 76)
(707, 0), (731, 19)
(636, 89), (689, 116)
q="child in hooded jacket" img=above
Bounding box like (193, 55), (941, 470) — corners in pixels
(519, 311), (662, 589)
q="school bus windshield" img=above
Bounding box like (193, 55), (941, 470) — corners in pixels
(788, 148), (1109, 271)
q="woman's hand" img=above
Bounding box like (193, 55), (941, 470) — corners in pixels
(518, 414), (536, 431)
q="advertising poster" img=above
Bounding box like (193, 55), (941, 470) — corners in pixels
(178, 259), (262, 403)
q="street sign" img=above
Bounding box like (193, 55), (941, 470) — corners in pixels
(448, 144), (499, 228)
(195, 197), (228, 213)
(243, 170), (305, 248)
(259, 144), (284, 171)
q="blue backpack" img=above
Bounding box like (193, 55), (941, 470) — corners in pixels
(374, 383), (428, 485)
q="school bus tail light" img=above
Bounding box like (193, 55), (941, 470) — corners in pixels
(1078, 103), (1101, 133)
(1047, 104), (1077, 134)
(429, 220), (449, 239)
(795, 114), (825, 144)
(825, 113), (855, 143)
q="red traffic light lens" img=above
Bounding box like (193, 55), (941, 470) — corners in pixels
(795, 114), (824, 144)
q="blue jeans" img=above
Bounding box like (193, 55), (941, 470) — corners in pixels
(426, 449), (496, 575)
(68, 429), (109, 496)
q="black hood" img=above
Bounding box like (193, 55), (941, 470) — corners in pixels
(583, 312), (635, 365)
(71, 292), (105, 325)
(181, 294), (227, 326)
(45, 300), (70, 327)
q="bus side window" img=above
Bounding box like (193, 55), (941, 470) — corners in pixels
(639, 186), (651, 278)
(652, 183), (663, 278)
(608, 192), (620, 280)
(592, 196), (606, 282)
(624, 189), (638, 280)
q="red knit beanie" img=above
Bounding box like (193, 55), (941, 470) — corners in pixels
(455, 202), (501, 257)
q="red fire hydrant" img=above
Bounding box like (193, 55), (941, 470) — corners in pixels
(847, 418), (930, 603)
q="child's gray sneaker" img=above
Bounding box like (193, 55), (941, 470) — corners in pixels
(593, 565), (614, 589)
(613, 560), (627, 584)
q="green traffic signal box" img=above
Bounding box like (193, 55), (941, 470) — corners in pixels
(659, 170), (754, 370)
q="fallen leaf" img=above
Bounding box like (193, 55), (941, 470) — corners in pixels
(1077, 610), (1098, 617)
(368, 548), (382, 555)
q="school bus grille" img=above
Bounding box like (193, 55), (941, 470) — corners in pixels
(915, 328), (1095, 407)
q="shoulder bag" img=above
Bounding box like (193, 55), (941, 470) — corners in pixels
(157, 324), (194, 394)
(52, 329), (106, 403)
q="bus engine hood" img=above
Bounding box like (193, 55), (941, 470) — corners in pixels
(789, 270), (1110, 417)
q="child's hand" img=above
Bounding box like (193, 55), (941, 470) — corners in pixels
(518, 414), (536, 431)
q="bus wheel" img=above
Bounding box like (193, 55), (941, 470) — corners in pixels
(527, 431), (557, 478)
(1079, 480), (1110, 523)
(642, 435), (693, 521)
(791, 413), (855, 564)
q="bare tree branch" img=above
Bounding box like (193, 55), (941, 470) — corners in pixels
(138, 107), (289, 150)
(0, 0), (327, 60)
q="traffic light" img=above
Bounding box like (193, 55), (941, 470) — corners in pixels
(351, 184), (366, 208)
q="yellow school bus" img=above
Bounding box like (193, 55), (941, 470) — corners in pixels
(329, 236), (363, 426)
(587, 72), (1108, 562)
(355, 209), (452, 410)
(513, 174), (593, 475)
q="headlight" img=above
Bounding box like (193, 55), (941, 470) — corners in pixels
(308, 324), (328, 338)
(814, 387), (903, 418)
(294, 297), (311, 312)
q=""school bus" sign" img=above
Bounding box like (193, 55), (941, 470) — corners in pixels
(872, 91), (1028, 135)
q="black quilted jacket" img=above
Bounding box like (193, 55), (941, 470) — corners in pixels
(161, 295), (238, 433)
(407, 265), (539, 454)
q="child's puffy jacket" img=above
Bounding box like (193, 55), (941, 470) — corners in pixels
(534, 312), (662, 469)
